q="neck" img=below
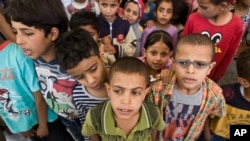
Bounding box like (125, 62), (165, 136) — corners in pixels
(115, 112), (139, 135)
(208, 10), (232, 26)
(41, 45), (56, 63)
(155, 22), (170, 29)
(243, 87), (250, 102)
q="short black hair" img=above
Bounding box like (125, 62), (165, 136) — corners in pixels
(70, 10), (100, 33)
(237, 48), (250, 80)
(5, 0), (68, 37)
(108, 57), (150, 86)
(56, 29), (100, 70)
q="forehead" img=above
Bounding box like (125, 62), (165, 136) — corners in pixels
(158, 1), (173, 9)
(197, 0), (214, 5)
(110, 72), (147, 86)
(79, 25), (97, 32)
(125, 2), (139, 10)
(175, 43), (213, 60)
(98, 0), (120, 4)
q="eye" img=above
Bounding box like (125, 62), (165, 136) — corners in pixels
(179, 60), (189, 65)
(195, 61), (209, 67)
(113, 88), (122, 94)
(89, 66), (97, 72)
(101, 3), (108, 7)
(132, 91), (141, 96)
(111, 4), (117, 8)
(74, 75), (84, 80)
(150, 51), (157, 56)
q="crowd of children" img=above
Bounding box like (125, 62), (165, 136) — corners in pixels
(0, 0), (249, 140)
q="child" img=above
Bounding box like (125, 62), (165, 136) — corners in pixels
(140, 0), (178, 56)
(140, 30), (173, 82)
(55, 29), (110, 140)
(5, 0), (84, 140)
(148, 34), (226, 140)
(82, 56), (166, 140)
(123, 0), (144, 57)
(202, 48), (250, 140)
(70, 10), (116, 67)
(140, 0), (155, 28)
(182, 0), (244, 82)
(97, 0), (137, 59)
(66, 0), (100, 19)
(0, 39), (73, 140)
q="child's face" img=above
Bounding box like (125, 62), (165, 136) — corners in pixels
(197, 0), (222, 19)
(173, 43), (216, 94)
(155, 1), (173, 25)
(241, 0), (250, 7)
(144, 40), (172, 71)
(79, 25), (99, 42)
(67, 56), (107, 91)
(98, 0), (121, 22)
(105, 72), (150, 120)
(11, 21), (56, 60)
(124, 2), (140, 24)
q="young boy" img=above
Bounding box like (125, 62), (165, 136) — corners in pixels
(182, 0), (243, 82)
(70, 10), (116, 67)
(202, 48), (250, 140)
(0, 39), (73, 140)
(55, 29), (110, 140)
(82, 56), (166, 140)
(97, 0), (137, 59)
(5, 0), (83, 140)
(148, 33), (226, 141)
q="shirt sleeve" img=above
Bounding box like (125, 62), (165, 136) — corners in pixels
(82, 109), (98, 136)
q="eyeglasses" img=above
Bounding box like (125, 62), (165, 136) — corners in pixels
(174, 59), (211, 69)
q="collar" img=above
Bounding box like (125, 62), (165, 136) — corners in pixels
(0, 40), (11, 51)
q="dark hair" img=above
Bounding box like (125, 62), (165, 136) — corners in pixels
(237, 48), (250, 80)
(70, 10), (100, 33)
(108, 57), (150, 86)
(56, 29), (100, 70)
(5, 0), (68, 37)
(155, 0), (174, 13)
(174, 34), (215, 61)
(171, 0), (189, 26)
(210, 0), (229, 5)
(144, 30), (174, 51)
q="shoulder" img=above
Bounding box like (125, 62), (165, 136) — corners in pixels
(204, 78), (224, 100)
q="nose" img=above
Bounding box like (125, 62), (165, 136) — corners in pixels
(106, 6), (111, 13)
(15, 33), (24, 45)
(156, 54), (161, 60)
(121, 92), (131, 104)
(86, 75), (96, 85)
(187, 63), (195, 74)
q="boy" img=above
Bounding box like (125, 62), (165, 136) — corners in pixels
(0, 39), (73, 140)
(97, 0), (137, 59)
(55, 29), (109, 140)
(82, 56), (166, 140)
(5, 0), (83, 140)
(148, 34), (226, 141)
(203, 48), (250, 140)
(182, 0), (243, 82)
(70, 10), (116, 67)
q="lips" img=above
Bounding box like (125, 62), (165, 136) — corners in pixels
(117, 109), (131, 115)
(183, 77), (196, 83)
(23, 48), (32, 56)
(152, 63), (162, 69)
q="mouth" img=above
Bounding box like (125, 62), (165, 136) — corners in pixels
(117, 108), (132, 115)
(152, 63), (162, 69)
(91, 84), (101, 90)
(183, 77), (196, 83)
(23, 48), (32, 56)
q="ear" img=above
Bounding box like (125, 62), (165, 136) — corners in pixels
(105, 82), (111, 97)
(206, 61), (216, 75)
(143, 86), (151, 100)
(219, 2), (229, 11)
(238, 77), (250, 88)
(50, 27), (59, 41)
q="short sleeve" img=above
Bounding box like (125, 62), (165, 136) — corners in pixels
(82, 109), (98, 136)
(153, 108), (166, 131)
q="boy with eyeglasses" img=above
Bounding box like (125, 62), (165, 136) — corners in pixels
(147, 33), (226, 141)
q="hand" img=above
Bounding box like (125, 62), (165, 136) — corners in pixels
(36, 125), (49, 138)
(118, 13), (128, 20)
(20, 129), (36, 138)
(102, 35), (111, 45)
(103, 44), (116, 54)
(159, 69), (174, 84)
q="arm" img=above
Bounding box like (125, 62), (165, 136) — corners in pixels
(90, 134), (101, 141)
(203, 117), (212, 141)
(151, 129), (159, 141)
(0, 7), (16, 42)
(33, 91), (49, 137)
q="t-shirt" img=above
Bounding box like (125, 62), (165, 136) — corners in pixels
(0, 41), (57, 133)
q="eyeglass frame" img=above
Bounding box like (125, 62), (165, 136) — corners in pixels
(173, 59), (212, 69)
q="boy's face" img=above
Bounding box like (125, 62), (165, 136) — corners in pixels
(98, 0), (121, 22)
(197, 0), (222, 19)
(155, 1), (173, 25)
(124, 2), (140, 24)
(79, 25), (99, 42)
(67, 56), (106, 91)
(144, 41), (172, 71)
(11, 21), (56, 60)
(172, 43), (216, 94)
(105, 72), (150, 120)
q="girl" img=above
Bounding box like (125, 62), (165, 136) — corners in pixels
(140, 0), (177, 56)
(123, 0), (144, 57)
(139, 30), (174, 82)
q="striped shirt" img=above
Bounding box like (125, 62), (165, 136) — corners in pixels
(73, 83), (109, 124)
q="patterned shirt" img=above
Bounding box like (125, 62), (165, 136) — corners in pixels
(147, 74), (226, 141)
